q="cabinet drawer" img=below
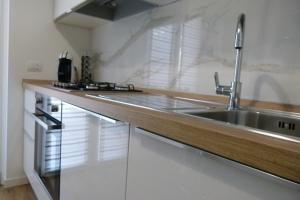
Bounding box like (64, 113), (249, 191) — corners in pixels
(24, 132), (34, 176)
(24, 89), (36, 113)
(24, 111), (35, 140)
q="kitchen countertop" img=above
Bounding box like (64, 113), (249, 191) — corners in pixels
(23, 79), (300, 184)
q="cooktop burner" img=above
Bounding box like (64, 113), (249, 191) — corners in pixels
(52, 82), (142, 92)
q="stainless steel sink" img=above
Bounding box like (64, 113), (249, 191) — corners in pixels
(185, 109), (300, 139)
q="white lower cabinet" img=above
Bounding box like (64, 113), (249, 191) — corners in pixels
(23, 89), (36, 176)
(24, 131), (34, 179)
(60, 103), (130, 200)
(23, 90), (300, 200)
(24, 89), (52, 200)
(24, 89), (36, 113)
(126, 128), (300, 200)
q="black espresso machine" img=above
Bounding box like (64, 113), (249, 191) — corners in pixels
(57, 51), (73, 83)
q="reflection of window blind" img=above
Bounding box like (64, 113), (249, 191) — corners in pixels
(44, 131), (61, 173)
(147, 24), (176, 88)
(61, 105), (88, 169)
(147, 17), (202, 90)
(98, 122), (128, 162)
(178, 17), (202, 89)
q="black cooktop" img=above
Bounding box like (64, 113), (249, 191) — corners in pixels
(52, 82), (142, 92)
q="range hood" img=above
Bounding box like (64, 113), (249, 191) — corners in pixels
(75, 0), (158, 21)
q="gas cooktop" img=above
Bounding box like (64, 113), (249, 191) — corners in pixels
(52, 82), (142, 92)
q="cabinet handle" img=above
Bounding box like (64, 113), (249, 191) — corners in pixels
(32, 113), (62, 131)
(137, 128), (185, 149)
(136, 128), (300, 188)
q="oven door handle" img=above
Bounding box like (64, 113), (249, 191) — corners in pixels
(32, 113), (62, 131)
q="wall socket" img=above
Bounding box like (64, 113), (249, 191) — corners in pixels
(26, 60), (43, 72)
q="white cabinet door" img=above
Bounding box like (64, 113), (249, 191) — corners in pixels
(24, 111), (35, 140)
(54, 0), (87, 19)
(23, 89), (36, 179)
(126, 128), (300, 200)
(60, 103), (129, 200)
(24, 131), (35, 178)
(24, 89), (36, 113)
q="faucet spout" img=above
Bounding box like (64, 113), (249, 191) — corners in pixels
(229, 13), (245, 109)
(235, 14), (245, 49)
(213, 13), (246, 110)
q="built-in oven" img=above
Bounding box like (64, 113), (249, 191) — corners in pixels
(33, 93), (62, 200)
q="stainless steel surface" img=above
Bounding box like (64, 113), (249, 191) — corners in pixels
(86, 94), (218, 111)
(87, 93), (300, 140)
(184, 109), (300, 139)
(35, 93), (62, 121)
(81, 55), (91, 84)
(214, 13), (245, 110)
(32, 113), (62, 131)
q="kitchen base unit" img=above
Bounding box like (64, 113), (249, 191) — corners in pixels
(59, 103), (130, 200)
(24, 89), (54, 200)
(126, 128), (300, 200)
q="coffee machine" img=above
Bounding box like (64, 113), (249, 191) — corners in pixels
(57, 51), (73, 83)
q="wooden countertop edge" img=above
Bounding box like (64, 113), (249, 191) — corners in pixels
(22, 79), (300, 184)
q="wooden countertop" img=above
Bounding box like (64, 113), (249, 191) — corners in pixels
(23, 79), (300, 184)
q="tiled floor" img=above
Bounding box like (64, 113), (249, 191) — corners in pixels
(0, 184), (36, 200)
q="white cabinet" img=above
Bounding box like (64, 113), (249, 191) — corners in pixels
(126, 128), (300, 200)
(24, 110), (35, 140)
(24, 89), (52, 200)
(23, 89), (36, 176)
(60, 103), (129, 200)
(23, 131), (34, 179)
(54, 0), (86, 19)
(24, 89), (36, 113)
(24, 132), (51, 200)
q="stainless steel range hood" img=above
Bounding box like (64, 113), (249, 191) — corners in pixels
(75, 0), (158, 21)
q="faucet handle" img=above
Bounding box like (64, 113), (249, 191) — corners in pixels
(214, 72), (231, 96)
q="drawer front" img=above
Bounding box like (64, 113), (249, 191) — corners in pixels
(24, 132), (34, 175)
(24, 89), (36, 113)
(24, 111), (35, 140)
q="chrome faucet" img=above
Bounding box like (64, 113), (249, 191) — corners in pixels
(214, 13), (245, 110)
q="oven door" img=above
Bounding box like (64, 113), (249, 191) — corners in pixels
(34, 111), (62, 200)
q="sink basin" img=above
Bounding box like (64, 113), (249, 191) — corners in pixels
(185, 109), (300, 139)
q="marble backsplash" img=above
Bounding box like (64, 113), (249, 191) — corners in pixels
(91, 0), (300, 105)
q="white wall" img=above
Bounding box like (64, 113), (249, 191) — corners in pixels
(0, 0), (3, 181)
(1, 0), (91, 186)
(91, 0), (300, 105)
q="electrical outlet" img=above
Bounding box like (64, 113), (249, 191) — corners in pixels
(26, 60), (43, 72)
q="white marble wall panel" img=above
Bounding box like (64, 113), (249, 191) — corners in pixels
(92, 0), (300, 105)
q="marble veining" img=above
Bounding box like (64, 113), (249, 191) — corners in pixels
(91, 0), (300, 105)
